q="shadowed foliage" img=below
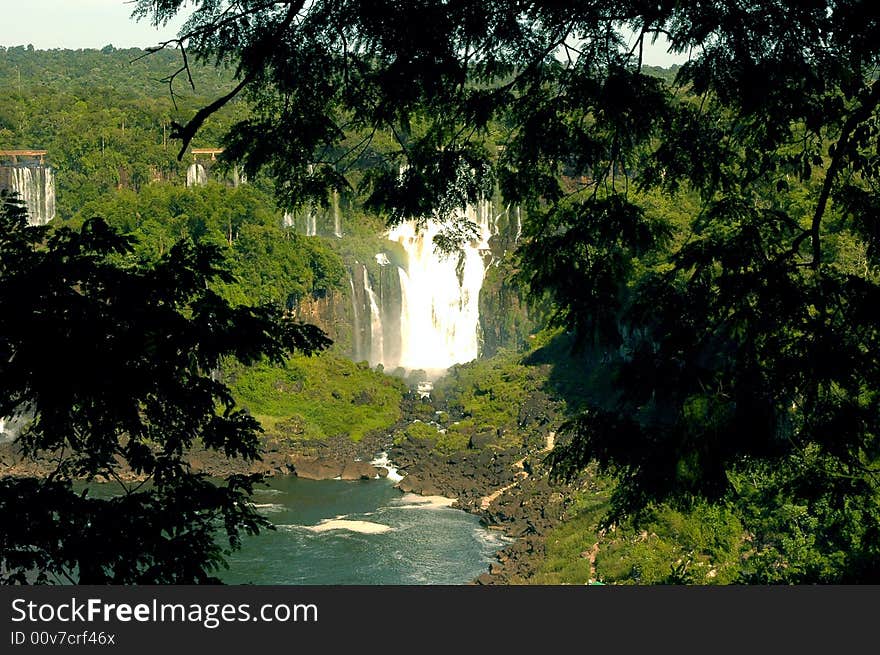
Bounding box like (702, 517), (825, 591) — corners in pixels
(133, 1), (880, 581)
(0, 191), (330, 583)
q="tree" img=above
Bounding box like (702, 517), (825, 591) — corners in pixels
(0, 190), (330, 583)
(134, 1), (880, 581)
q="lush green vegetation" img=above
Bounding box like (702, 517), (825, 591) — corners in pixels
(532, 485), (746, 585)
(228, 353), (405, 442)
(69, 183), (346, 308)
(0, 45), (401, 450)
(434, 338), (561, 448)
(0, 192), (331, 583)
(0, 45), (246, 218)
(432, 322), (880, 584)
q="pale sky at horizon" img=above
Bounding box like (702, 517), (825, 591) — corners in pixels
(0, 0), (187, 50)
(0, 0), (689, 68)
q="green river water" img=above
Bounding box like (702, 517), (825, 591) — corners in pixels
(220, 474), (510, 585)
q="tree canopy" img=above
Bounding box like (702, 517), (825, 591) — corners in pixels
(0, 45), (246, 218)
(0, 191), (330, 583)
(133, 1), (880, 581)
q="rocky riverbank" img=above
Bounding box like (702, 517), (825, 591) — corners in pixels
(0, 393), (579, 584)
(0, 433), (393, 481)
(387, 428), (584, 584)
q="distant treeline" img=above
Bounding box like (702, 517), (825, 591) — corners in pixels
(0, 45), (245, 218)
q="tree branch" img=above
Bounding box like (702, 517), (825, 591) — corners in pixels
(167, 1), (305, 160)
(170, 75), (253, 160)
(809, 80), (880, 269)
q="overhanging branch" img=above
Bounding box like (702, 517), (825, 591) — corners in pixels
(166, 1), (304, 160)
(170, 75), (253, 160)
(809, 80), (880, 269)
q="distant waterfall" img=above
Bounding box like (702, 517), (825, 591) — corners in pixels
(186, 163), (208, 187)
(388, 201), (493, 375)
(283, 208), (318, 235)
(363, 268), (384, 367)
(310, 197), (513, 376)
(0, 166), (56, 225)
(332, 191), (343, 237)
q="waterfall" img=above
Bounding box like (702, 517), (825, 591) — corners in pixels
(281, 208), (316, 235)
(186, 163), (207, 187)
(349, 276), (362, 361)
(332, 191), (343, 237)
(514, 206), (522, 243)
(363, 268), (384, 367)
(387, 200), (493, 376)
(1, 166), (56, 225)
(281, 194), (503, 375)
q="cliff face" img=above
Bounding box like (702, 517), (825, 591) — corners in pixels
(479, 259), (535, 358)
(478, 204), (535, 358)
(292, 288), (355, 356)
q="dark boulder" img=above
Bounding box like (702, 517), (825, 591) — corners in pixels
(340, 461), (381, 480)
(288, 456), (344, 480)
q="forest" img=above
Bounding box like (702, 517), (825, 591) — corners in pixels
(2, 0), (880, 585)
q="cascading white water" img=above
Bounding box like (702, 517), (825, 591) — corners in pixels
(363, 267), (385, 367)
(514, 205), (522, 243)
(386, 200), (493, 376)
(186, 163), (208, 187)
(369, 451), (403, 482)
(282, 209), (316, 235)
(5, 167), (56, 225)
(349, 275), (363, 361)
(332, 191), (343, 237)
(284, 193), (506, 375)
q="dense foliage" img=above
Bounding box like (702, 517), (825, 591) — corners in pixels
(134, 0), (880, 582)
(0, 191), (330, 583)
(70, 183), (347, 308)
(0, 45), (245, 218)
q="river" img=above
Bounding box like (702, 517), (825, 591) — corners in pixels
(221, 472), (510, 585)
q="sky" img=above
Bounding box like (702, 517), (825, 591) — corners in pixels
(0, 0), (689, 68)
(0, 0), (187, 50)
